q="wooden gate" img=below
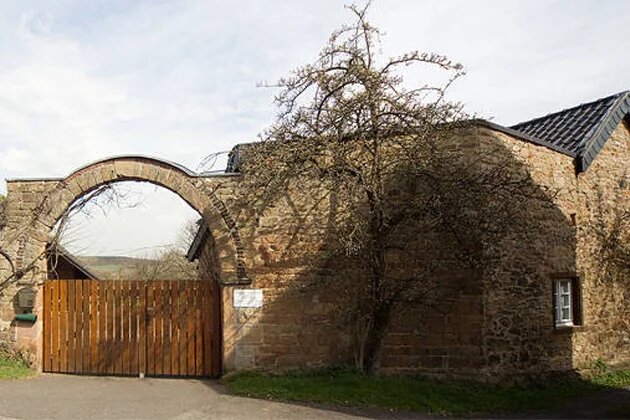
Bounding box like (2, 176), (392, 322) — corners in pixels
(42, 280), (221, 378)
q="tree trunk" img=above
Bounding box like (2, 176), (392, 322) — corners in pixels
(361, 299), (393, 374)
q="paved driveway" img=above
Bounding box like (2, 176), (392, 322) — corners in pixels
(0, 375), (373, 420)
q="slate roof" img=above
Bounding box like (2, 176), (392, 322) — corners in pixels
(510, 91), (630, 172)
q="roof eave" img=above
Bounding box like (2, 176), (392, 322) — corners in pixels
(473, 120), (577, 158)
(186, 220), (210, 261)
(578, 92), (630, 172)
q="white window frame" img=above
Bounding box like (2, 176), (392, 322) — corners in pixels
(555, 279), (573, 327)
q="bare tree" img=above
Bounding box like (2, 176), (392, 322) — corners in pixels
(239, 3), (554, 373)
(132, 248), (198, 281)
(0, 184), (132, 290)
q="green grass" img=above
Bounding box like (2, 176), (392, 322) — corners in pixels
(0, 356), (34, 380)
(223, 365), (630, 416)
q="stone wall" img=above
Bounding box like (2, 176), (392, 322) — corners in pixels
(2, 123), (629, 378)
(573, 121), (630, 367)
(0, 156), (243, 369)
(207, 123), (629, 377)
(481, 120), (630, 375)
(481, 128), (579, 376)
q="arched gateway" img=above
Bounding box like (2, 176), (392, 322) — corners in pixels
(4, 156), (247, 378)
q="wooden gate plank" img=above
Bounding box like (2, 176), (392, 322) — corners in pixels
(212, 282), (222, 377)
(187, 283), (196, 376)
(98, 280), (106, 374)
(121, 280), (128, 374)
(155, 281), (163, 375)
(162, 281), (172, 376)
(108, 280), (114, 375)
(66, 279), (75, 372)
(82, 279), (90, 372)
(139, 281), (147, 376)
(114, 281), (122, 375)
(195, 282), (203, 376)
(171, 280), (180, 376)
(130, 281), (138, 375)
(202, 282), (212, 376)
(179, 281), (188, 375)
(43, 281), (51, 372)
(90, 281), (98, 373)
(50, 281), (59, 372)
(164, 281), (177, 375)
(58, 280), (67, 373)
(78, 280), (85, 373)
(147, 282), (155, 376)
(111, 281), (117, 374)
(75, 280), (84, 373)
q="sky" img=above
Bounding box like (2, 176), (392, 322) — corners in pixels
(1, 0), (628, 256)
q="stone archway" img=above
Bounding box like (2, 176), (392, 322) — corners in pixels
(2, 155), (248, 374)
(18, 155), (247, 284)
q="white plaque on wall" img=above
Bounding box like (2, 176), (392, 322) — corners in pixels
(233, 289), (263, 308)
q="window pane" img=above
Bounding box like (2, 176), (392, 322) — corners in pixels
(560, 281), (570, 294)
(562, 295), (570, 306)
(562, 308), (571, 321)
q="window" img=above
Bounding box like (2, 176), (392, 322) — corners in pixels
(552, 277), (583, 328)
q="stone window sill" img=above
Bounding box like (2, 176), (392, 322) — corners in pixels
(553, 325), (586, 334)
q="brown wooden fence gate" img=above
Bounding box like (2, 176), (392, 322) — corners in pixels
(43, 279), (221, 378)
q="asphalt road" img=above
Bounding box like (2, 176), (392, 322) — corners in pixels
(1, 374), (628, 419)
(0, 374), (371, 420)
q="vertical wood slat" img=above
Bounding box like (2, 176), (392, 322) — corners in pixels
(82, 279), (90, 372)
(50, 281), (59, 372)
(171, 281), (180, 376)
(212, 282), (222, 377)
(75, 280), (83, 373)
(78, 280), (85, 372)
(57, 280), (67, 373)
(139, 281), (147, 376)
(202, 282), (212, 376)
(155, 281), (163, 375)
(98, 281), (106, 374)
(195, 282), (203, 376)
(68, 280), (76, 373)
(106, 281), (114, 374)
(187, 283), (195, 376)
(110, 281), (115, 375)
(180, 283), (188, 375)
(163, 281), (172, 376)
(119, 281), (126, 375)
(130, 281), (138, 375)
(112, 281), (122, 374)
(90, 281), (98, 373)
(147, 282), (155, 376)
(122, 280), (129, 374)
(43, 281), (52, 372)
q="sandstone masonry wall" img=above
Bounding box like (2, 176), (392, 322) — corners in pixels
(573, 121), (630, 367)
(2, 125), (628, 377)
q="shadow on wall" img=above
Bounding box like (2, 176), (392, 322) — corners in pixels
(224, 128), (579, 378)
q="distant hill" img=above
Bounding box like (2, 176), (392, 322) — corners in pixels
(77, 255), (158, 280)
(74, 253), (198, 280)
(80, 255), (156, 266)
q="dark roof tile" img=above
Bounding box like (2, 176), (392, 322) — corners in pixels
(510, 91), (630, 171)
